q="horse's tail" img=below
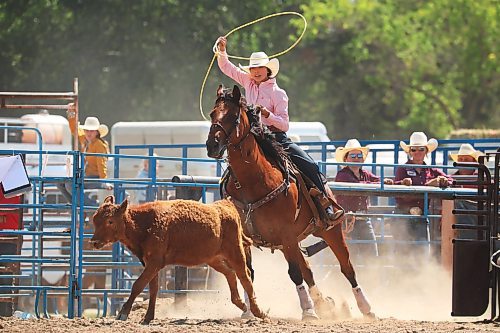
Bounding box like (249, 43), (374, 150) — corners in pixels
(242, 233), (253, 247)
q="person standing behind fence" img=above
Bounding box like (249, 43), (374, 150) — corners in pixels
(134, 154), (159, 204)
(393, 132), (452, 258)
(449, 144), (485, 239)
(61, 104), (112, 309)
(57, 104), (111, 206)
(334, 139), (394, 261)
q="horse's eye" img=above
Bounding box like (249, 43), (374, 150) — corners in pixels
(108, 220), (113, 225)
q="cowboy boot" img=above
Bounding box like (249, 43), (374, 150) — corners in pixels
(326, 206), (344, 222)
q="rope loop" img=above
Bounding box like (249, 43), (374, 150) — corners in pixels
(199, 11), (307, 120)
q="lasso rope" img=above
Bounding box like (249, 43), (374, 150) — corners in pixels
(199, 11), (307, 120)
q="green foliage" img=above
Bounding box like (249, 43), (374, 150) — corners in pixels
(0, 0), (498, 141)
(300, 0), (499, 139)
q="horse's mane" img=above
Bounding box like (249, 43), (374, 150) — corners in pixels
(245, 105), (289, 173)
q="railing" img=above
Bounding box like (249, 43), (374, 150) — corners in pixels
(0, 137), (498, 319)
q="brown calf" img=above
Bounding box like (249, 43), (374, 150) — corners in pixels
(90, 195), (266, 324)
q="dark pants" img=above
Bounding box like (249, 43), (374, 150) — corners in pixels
(56, 175), (104, 206)
(274, 132), (327, 194)
(454, 200), (482, 239)
(0, 242), (19, 316)
(349, 216), (379, 261)
(390, 206), (430, 259)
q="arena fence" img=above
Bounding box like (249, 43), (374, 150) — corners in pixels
(0, 140), (498, 320)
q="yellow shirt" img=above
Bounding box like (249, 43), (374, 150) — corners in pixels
(68, 115), (109, 179)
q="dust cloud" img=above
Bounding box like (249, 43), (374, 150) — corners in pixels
(157, 241), (488, 322)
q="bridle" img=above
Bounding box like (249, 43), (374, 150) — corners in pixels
(209, 95), (250, 151)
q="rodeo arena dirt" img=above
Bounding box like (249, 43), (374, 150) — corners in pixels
(1, 251), (500, 333)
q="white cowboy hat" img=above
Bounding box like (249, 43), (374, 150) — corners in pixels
(335, 139), (369, 162)
(80, 117), (109, 138)
(239, 52), (280, 78)
(450, 143), (484, 162)
(400, 132), (438, 153)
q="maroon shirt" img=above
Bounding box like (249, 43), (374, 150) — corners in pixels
(451, 170), (478, 189)
(334, 167), (380, 212)
(395, 160), (453, 209)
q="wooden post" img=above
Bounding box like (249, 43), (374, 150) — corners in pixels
(441, 199), (457, 273)
(174, 266), (188, 308)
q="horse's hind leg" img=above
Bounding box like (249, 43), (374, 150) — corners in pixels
(318, 225), (373, 316)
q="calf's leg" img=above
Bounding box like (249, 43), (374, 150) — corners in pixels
(207, 258), (246, 312)
(117, 264), (159, 322)
(223, 246), (266, 319)
(141, 274), (159, 325)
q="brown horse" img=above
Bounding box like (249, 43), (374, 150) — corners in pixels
(206, 85), (373, 319)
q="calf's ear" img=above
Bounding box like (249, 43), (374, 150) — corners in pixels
(104, 195), (114, 204)
(117, 198), (129, 215)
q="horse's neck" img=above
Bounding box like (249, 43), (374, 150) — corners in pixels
(227, 134), (282, 187)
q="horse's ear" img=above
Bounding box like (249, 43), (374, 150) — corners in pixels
(104, 195), (114, 205)
(217, 84), (225, 97)
(117, 198), (129, 215)
(232, 85), (241, 103)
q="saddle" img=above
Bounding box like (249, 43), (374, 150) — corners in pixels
(290, 163), (345, 230)
(220, 159), (344, 231)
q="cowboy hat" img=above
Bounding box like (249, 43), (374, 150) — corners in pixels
(239, 52), (280, 78)
(450, 143), (484, 162)
(400, 132), (438, 153)
(335, 139), (369, 162)
(80, 117), (108, 138)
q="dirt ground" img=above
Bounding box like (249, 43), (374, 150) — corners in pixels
(2, 248), (500, 332)
(1, 313), (499, 333)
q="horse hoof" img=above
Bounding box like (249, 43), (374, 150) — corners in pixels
(363, 312), (377, 320)
(340, 300), (352, 319)
(315, 296), (336, 320)
(116, 313), (128, 321)
(301, 308), (319, 321)
(241, 310), (255, 320)
(140, 318), (152, 325)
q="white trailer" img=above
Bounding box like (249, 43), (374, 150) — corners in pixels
(109, 120), (333, 178)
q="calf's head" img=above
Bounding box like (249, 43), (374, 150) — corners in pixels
(91, 195), (128, 249)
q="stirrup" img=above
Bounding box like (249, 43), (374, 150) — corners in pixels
(327, 208), (344, 222)
(324, 208), (345, 230)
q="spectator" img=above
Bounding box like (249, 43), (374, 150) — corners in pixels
(134, 154), (159, 204)
(334, 139), (393, 261)
(393, 132), (452, 257)
(57, 104), (111, 207)
(449, 144), (485, 239)
(450, 143), (484, 180)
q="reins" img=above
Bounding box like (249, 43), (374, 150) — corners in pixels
(199, 11), (307, 120)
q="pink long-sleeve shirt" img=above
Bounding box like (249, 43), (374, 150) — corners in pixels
(217, 51), (289, 132)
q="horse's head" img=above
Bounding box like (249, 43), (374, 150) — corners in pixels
(206, 85), (246, 159)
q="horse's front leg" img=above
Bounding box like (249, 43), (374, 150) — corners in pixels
(281, 243), (319, 320)
(296, 248), (337, 319)
(117, 264), (159, 322)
